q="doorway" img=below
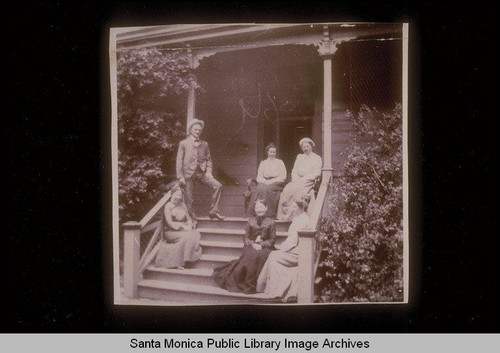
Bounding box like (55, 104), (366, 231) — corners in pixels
(276, 117), (313, 179)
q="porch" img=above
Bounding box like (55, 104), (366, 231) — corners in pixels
(115, 23), (404, 304)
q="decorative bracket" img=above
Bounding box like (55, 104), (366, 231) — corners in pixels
(318, 25), (339, 58)
(318, 40), (339, 58)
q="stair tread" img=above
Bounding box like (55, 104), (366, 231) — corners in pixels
(200, 240), (244, 248)
(200, 253), (238, 262)
(139, 279), (270, 299)
(145, 266), (214, 277)
(197, 216), (290, 224)
(198, 227), (288, 236)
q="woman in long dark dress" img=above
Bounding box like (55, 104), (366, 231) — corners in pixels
(213, 201), (276, 294)
(245, 143), (287, 219)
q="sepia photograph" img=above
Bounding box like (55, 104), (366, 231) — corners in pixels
(2, 0), (499, 340)
(110, 23), (408, 306)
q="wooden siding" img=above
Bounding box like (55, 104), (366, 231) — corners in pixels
(331, 110), (355, 172)
(193, 185), (247, 218)
(193, 109), (258, 217)
(192, 108), (357, 218)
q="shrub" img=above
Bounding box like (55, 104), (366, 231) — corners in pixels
(318, 104), (404, 302)
(117, 48), (193, 222)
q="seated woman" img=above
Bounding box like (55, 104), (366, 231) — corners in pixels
(213, 200), (276, 294)
(245, 143), (287, 219)
(154, 187), (202, 269)
(256, 194), (310, 301)
(277, 137), (322, 222)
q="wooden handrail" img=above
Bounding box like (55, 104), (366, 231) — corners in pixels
(138, 191), (173, 272)
(311, 172), (332, 276)
(308, 172), (331, 230)
(123, 191), (172, 298)
(138, 223), (163, 271)
(139, 191), (172, 228)
(141, 219), (163, 234)
(297, 170), (331, 303)
(139, 241), (162, 274)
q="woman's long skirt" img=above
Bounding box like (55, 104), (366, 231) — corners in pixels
(277, 180), (315, 221)
(154, 230), (202, 268)
(246, 182), (284, 218)
(256, 250), (298, 300)
(213, 246), (272, 294)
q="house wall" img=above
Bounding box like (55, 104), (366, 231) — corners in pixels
(192, 45), (321, 218)
(190, 39), (401, 217)
(331, 109), (354, 172)
(192, 107), (357, 218)
(192, 92), (259, 218)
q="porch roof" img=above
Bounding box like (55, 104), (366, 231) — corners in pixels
(115, 23), (403, 52)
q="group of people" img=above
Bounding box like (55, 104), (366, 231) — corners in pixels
(213, 193), (312, 301)
(245, 137), (322, 221)
(153, 118), (323, 301)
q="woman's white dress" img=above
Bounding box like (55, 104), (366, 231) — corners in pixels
(256, 212), (310, 300)
(246, 158), (287, 218)
(277, 152), (322, 221)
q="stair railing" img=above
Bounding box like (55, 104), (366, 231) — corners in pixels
(297, 171), (332, 303)
(122, 191), (171, 298)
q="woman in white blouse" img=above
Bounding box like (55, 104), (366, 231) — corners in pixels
(277, 138), (322, 222)
(245, 143), (287, 219)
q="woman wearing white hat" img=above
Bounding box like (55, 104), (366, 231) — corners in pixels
(276, 137), (322, 222)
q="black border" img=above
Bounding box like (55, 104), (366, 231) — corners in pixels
(1, 1), (499, 333)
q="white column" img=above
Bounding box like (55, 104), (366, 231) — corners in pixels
(319, 25), (335, 178)
(187, 86), (195, 128)
(323, 56), (332, 172)
(186, 44), (195, 133)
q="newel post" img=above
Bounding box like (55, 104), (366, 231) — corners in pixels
(123, 221), (141, 298)
(297, 230), (317, 303)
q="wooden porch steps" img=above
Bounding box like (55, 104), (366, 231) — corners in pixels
(196, 216), (290, 232)
(137, 217), (291, 304)
(189, 254), (239, 269)
(143, 267), (216, 286)
(138, 279), (270, 304)
(197, 227), (288, 246)
(199, 240), (244, 257)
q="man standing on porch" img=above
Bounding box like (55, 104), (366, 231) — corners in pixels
(176, 119), (225, 221)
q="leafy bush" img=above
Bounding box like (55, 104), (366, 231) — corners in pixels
(318, 104), (404, 302)
(117, 48), (193, 222)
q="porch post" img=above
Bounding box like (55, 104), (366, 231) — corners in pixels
(123, 221), (141, 298)
(186, 44), (196, 133)
(319, 25), (336, 179)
